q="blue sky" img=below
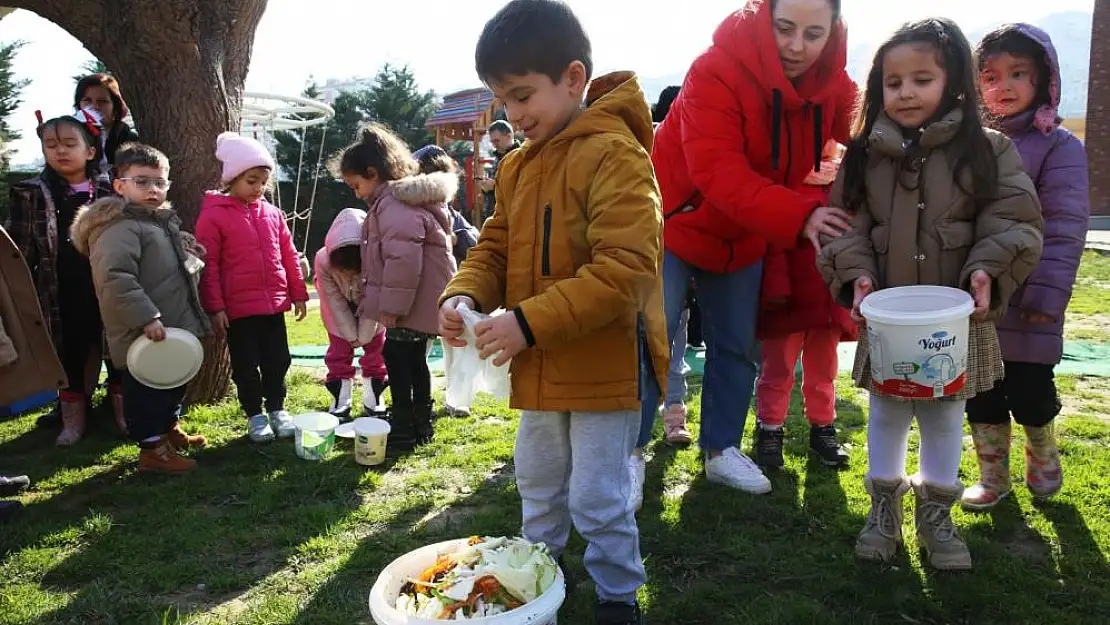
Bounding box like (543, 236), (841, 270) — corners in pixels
(1, 0), (1095, 164)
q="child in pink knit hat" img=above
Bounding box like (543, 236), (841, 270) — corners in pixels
(196, 133), (310, 444)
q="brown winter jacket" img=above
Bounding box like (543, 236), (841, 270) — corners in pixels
(819, 110), (1044, 398)
(441, 72), (669, 412)
(0, 224), (67, 406)
(70, 197), (211, 368)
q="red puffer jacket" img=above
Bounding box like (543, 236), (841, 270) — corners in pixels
(759, 182), (857, 341)
(652, 0), (857, 274)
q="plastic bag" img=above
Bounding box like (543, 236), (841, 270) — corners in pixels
(444, 303), (512, 414)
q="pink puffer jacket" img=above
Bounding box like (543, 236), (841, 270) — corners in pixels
(196, 192), (309, 321)
(314, 207), (382, 344)
(358, 172), (457, 335)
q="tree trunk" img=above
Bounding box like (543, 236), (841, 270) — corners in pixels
(9, 0), (269, 404)
(1089, 0), (1110, 217)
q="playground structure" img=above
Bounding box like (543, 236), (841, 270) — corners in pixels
(239, 91), (335, 262)
(426, 87), (500, 224)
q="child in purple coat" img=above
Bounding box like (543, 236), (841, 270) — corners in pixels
(965, 23), (1090, 509)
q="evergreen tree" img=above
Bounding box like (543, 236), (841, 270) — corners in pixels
(0, 41), (29, 220)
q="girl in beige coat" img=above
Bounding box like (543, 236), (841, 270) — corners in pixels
(817, 19), (1043, 572)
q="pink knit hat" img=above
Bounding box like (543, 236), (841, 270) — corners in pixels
(215, 132), (275, 183)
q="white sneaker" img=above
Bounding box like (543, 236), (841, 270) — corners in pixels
(629, 455), (647, 512)
(248, 414), (275, 443)
(705, 447), (772, 494)
(269, 410), (296, 438)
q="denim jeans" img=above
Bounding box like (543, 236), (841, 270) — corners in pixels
(639, 251), (761, 451)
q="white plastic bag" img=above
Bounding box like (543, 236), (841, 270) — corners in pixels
(444, 303), (512, 414)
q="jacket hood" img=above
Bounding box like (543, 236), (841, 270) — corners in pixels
(714, 0), (850, 107)
(324, 207), (366, 254)
(711, 0), (850, 172)
(539, 71), (654, 155)
(996, 23), (1062, 135)
(383, 171), (457, 232)
(70, 196), (200, 258)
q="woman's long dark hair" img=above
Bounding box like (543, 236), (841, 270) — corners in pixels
(840, 18), (997, 213)
(37, 116), (102, 204)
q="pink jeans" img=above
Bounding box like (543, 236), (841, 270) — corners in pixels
(325, 331), (387, 382)
(756, 328), (840, 427)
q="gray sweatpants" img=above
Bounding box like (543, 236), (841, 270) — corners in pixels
(516, 409), (645, 603)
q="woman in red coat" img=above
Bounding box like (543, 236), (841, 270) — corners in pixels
(640, 0), (856, 497)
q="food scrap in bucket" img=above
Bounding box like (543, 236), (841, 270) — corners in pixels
(396, 536), (558, 619)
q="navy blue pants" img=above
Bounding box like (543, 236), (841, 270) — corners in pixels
(122, 371), (187, 446)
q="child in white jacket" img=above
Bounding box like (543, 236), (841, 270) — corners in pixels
(314, 208), (387, 419)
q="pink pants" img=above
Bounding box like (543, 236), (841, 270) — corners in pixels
(325, 331), (387, 382)
(756, 328), (840, 427)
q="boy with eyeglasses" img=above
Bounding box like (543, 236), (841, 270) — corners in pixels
(68, 142), (211, 474)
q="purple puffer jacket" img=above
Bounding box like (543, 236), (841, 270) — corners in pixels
(993, 24), (1090, 365)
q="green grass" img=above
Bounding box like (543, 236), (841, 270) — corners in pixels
(2, 257), (1110, 624)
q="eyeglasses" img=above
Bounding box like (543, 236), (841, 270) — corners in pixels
(119, 176), (172, 191)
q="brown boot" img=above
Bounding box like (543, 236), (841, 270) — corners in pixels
(856, 476), (910, 562)
(912, 477), (972, 571)
(138, 437), (197, 475)
(168, 422), (208, 449)
(56, 396), (87, 447)
(663, 404), (693, 446)
(109, 385), (128, 437)
(961, 423), (1013, 511)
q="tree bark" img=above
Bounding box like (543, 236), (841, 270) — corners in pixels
(1089, 0), (1109, 217)
(9, 0), (269, 404)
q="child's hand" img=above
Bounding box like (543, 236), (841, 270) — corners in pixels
(1021, 310), (1054, 324)
(294, 301), (307, 321)
(439, 296), (475, 347)
(350, 338), (362, 348)
(851, 277), (873, 324)
(969, 270), (992, 320)
(475, 312), (527, 367)
(143, 319), (167, 341)
(380, 313), (399, 328)
(211, 311), (229, 338)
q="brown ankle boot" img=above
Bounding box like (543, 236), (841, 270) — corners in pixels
(912, 477), (972, 571)
(139, 437), (197, 475)
(168, 422), (208, 449)
(56, 397), (87, 447)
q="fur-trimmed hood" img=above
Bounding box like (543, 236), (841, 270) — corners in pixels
(384, 171), (458, 231)
(70, 196), (204, 259)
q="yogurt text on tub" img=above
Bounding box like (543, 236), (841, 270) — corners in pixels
(919, 331), (957, 352)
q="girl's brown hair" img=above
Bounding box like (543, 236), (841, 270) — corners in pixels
(331, 123), (417, 182)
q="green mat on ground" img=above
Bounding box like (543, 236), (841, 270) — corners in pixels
(291, 339), (1110, 377)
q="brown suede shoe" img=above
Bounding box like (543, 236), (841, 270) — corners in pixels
(138, 438), (197, 475)
(168, 422), (208, 449)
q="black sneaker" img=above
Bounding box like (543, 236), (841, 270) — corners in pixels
(0, 475), (30, 497)
(596, 600), (643, 625)
(325, 379), (352, 421)
(754, 423), (785, 469)
(0, 500), (23, 523)
(810, 425), (849, 467)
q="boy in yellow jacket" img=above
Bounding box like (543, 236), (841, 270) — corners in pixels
(438, 2), (668, 623)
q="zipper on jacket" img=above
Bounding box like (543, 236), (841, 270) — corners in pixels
(541, 203), (552, 276)
(783, 117), (794, 185)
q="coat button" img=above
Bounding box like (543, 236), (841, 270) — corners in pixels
(917, 202), (925, 210)
(913, 254), (926, 262)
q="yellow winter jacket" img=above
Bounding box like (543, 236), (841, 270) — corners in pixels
(442, 71), (669, 412)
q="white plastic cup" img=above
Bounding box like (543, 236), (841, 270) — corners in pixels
(293, 412), (340, 460)
(860, 285), (975, 399)
(353, 417), (391, 466)
(368, 538), (565, 625)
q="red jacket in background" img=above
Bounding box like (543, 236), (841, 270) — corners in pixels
(759, 182), (857, 341)
(652, 0), (857, 274)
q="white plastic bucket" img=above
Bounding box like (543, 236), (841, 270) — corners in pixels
(293, 412), (339, 460)
(860, 285), (975, 399)
(369, 539), (565, 625)
(354, 417), (391, 466)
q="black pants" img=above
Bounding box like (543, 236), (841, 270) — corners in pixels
(966, 361), (1061, 427)
(383, 334), (431, 417)
(122, 371), (187, 446)
(57, 293), (119, 396)
(227, 314), (291, 417)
